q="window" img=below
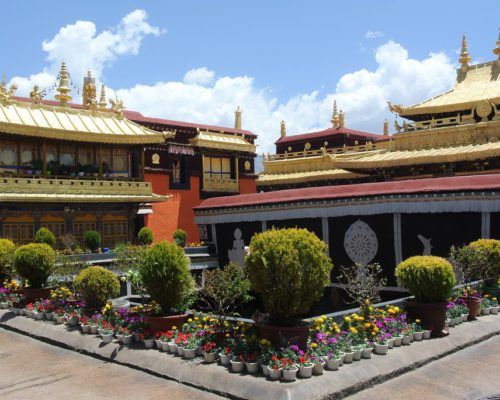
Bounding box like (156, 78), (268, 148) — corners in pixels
(41, 222), (66, 249)
(102, 221), (128, 248)
(113, 148), (128, 177)
(78, 147), (94, 166)
(60, 145), (76, 166)
(73, 221), (97, 246)
(203, 157), (231, 180)
(3, 223), (35, 245)
(20, 143), (37, 168)
(0, 141), (17, 173)
(169, 157), (189, 189)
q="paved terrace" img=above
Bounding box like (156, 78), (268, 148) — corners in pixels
(1, 309), (499, 400)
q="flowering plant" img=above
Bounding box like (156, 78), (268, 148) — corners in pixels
(25, 303), (34, 311)
(117, 326), (132, 336)
(203, 341), (217, 354)
(139, 330), (154, 340)
(160, 330), (176, 342)
(281, 357), (296, 371)
(80, 315), (90, 325)
(268, 355), (282, 370)
(65, 310), (80, 320)
(0, 288), (8, 302)
(375, 332), (392, 345)
(100, 321), (114, 335)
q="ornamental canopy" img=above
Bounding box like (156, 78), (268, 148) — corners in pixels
(189, 131), (256, 153)
(0, 99), (171, 145)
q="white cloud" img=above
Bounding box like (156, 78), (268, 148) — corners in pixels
(9, 10), (457, 155)
(366, 31), (384, 39)
(10, 9), (161, 97)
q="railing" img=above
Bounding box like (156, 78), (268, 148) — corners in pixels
(203, 177), (239, 192)
(266, 142), (385, 161)
(0, 171), (142, 182)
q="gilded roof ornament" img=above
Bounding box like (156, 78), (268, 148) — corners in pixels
(339, 110), (345, 128)
(98, 84), (107, 111)
(83, 70), (97, 110)
(280, 120), (287, 137)
(331, 100), (340, 128)
(459, 33), (472, 71)
(234, 106), (242, 129)
(387, 101), (403, 114)
(0, 75), (18, 106)
(109, 96), (125, 119)
(55, 61), (72, 106)
(383, 119), (389, 136)
(29, 85), (42, 104)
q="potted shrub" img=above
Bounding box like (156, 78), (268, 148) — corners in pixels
(14, 243), (56, 302)
(469, 239), (500, 294)
(34, 227), (56, 249)
(139, 241), (195, 332)
(0, 239), (15, 282)
(74, 266), (120, 311)
(395, 256), (456, 337)
(246, 228), (333, 348)
(84, 230), (101, 253)
(137, 227), (154, 246)
(173, 229), (187, 247)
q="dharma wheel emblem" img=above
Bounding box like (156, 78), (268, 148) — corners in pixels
(344, 220), (378, 266)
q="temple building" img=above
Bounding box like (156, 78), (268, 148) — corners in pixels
(195, 30), (500, 287)
(258, 33), (500, 192)
(128, 106), (258, 243)
(0, 63), (169, 249)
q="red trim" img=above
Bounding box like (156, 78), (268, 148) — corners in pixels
(194, 174), (500, 210)
(275, 126), (382, 144)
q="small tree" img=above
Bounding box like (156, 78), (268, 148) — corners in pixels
(0, 239), (16, 281)
(200, 263), (253, 324)
(34, 227), (56, 248)
(74, 266), (120, 309)
(84, 230), (101, 252)
(14, 243), (56, 288)
(137, 227), (154, 246)
(469, 239), (500, 287)
(449, 245), (485, 286)
(336, 263), (387, 307)
(173, 229), (187, 247)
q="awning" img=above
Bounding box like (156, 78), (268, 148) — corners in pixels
(189, 131), (256, 153)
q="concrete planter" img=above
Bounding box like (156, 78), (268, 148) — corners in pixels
(267, 366), (282, 381)
(299, 364), (313, 378)
(283, 367), (298, 381)
(402, 335), (411, 345)
(326, 357), (341, 370)
(101, 333), (113, 343)
(374, 343), (388, 355)
(343, 351), (355, 363)
(245, 361), (260, 374)
(219, 353), (231, 366)
(203, 352), (217, 363)
(393, 336), (403, 347)
(312, 359), (325, 375)
(230, 359), (244, 373)
(183, 348), (197, 359)
(413, 331), (423, 341)
(143, 339), (155, 349)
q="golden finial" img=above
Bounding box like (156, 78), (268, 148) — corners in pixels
(98, 84), (107, 111)
(30, 85), (42, 104)
(0, 75), (18, 106)
(55, 61), (72, 106)
(331, 100), (340, 128)
(234, 106), (242, 129)
(383, 118), (389, 135)
(280, 120), (287, 138)
(493, 28), (500, 65)
(459, 33), (471, 71)
(339, 110), (345, 128)
(109, 96), (125, 119)
(83, 69), (97, 109)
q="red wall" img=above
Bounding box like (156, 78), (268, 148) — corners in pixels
(145, 174), (257, 244)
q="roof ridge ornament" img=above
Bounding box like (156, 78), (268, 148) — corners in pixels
(280, 120), (286, 138)
(55, 61), (72, 106)
(0, 75), (18, 106)
(331, 100), (340, 128)
(109, 96), (125, 119)
(98, 84), (107, 111)
(234, 106), (242, 129)
(29, 85), (42, 104)
(459, 33), (472, 72)
(339, 109), (345, 128)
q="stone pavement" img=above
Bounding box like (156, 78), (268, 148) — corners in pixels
(1, 309), (500, 400)
(0, 328), (222, 400)
(346, 335), (500, 400)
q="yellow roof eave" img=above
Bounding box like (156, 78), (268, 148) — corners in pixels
(189, 130), (256, 153)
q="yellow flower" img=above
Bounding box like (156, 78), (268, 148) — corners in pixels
(493, 297), (497, 301)
(371, 331), (376, 336)
(349, 327), (358, 334)
(172, 326), (177, 330)
(373, 326), (379, 333)
(415, 319), (421, 324)
(394, 306), (400, 313)
(310, 342), (318, 348)
(188, 318), (193, 323)
(344, 316), (351, 323)
(225, 333), (230, 338)
(197, 324), (203, 328)
(388, 309), (396, 315)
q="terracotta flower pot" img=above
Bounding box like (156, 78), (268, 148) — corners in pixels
(255, 323), (310, 349)
(462, 297), (481, 320)
(147, 314), (188, 333)
(404, 300), (448, 338)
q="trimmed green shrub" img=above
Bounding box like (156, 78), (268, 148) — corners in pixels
(468, 239), (500, 286)
(34, 227), (56, 248)
(245, 228), (333, 322)
(139, 241), (194, 314)
(138, 227), (154, 246)
(395, 256), (455, 303)
(84, 230), (101, 252)
(74, 266), (120, 309)
(0, 239), (16, 280)
(173, 229), (187, 247)
(14, 243), (56, 288)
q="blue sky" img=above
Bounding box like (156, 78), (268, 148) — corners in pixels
(2, 1), (499, 151)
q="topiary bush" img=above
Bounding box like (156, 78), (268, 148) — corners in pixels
(0, 239), (16, 281)
(84, 230), (101, 252)
(139, 241), (194, 314)
(34, 227), (56, 248)
(245, 228), (333, 323)
(137, 227), (154, 246)
(468, 239), (500, 286)
(395, 255), (456, 303)
(74, 266), (120, 309)
(173, 229), (187, 247)
(14, 243), (56, 288)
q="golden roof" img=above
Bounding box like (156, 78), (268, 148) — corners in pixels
(189, 130), (256, 153)
(0, 99), (171, 144)
(334, 140), (500, 170)
(257, 168), (367, 185)
(0, 176), (168, 203)
(399, 61), (500, 116)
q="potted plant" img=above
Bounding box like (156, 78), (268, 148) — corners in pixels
(139, 241), (195, 332)
(267, 355), (283, 381)
(395, 256), (456, 337)
(246, 228), (333, 348)
(80, 314), (91, 333)
(140, 330), (155, 349)
(374, 333), (391, 355)
(54, 308), (66, 324)
(65, 310), (80, 327)
(202, 341), (218, 363)
(219, 339), (233, 366)
(83, 231), (101, 253)
(242, 349), (260, 374)
(183, 335), (199, 359)
(74, 266), (120, 311)
(32, 159), (43, 175)
(173, 229), (187, 247)
(481, 296), (493, 315)
(117, 326), (133, 345)
(281, 357), (298, 381)
(14, 243), (56, 303)
(490, 296), (499, 315)
(100, 321), (114, 343)
(33, 301), (45, 320)
(137, 227), (154, 246)
(468, 239), (500, 293)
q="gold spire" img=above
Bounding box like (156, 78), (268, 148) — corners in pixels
(459, 33), (471, 71)
(331, 100), (340, 128)
(55, 61), (72, 106)
(383, 118), (389, 135)
(280, 120), (286, 138)
(339, 110), (345, 128)
(494, 28), (500, 66)
(234, 106), (242, 129)
(82, 69), (96, 109)
(98, 84), (107, 111)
